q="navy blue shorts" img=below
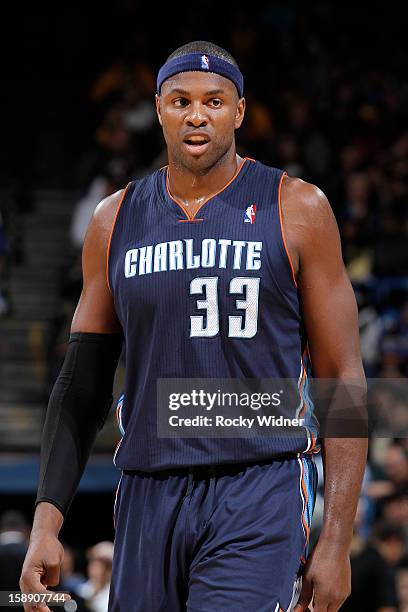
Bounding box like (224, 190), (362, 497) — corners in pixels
(108, 455), (317, 612)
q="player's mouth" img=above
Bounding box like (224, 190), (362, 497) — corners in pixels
(182, 134), (211, 156)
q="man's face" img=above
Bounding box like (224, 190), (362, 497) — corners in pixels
(156, 71), (245, 173)
(384, 446), (408, 484)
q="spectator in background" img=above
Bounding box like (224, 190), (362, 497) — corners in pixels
(70, 175), (116, 251)
(0, 511), (29, 592)
(381, 492), (408, 550)
(383, 445), (408, 492)
(341, 521), (404, 611)
(367, 443), (408, 501)
(77, 541), (114, 612)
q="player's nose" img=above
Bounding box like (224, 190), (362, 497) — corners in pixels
(185, 101), (208, 127)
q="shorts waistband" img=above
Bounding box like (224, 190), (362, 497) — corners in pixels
(122, 456), (289, 481)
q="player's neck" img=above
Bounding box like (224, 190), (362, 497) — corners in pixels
(167, 149), (243, 212)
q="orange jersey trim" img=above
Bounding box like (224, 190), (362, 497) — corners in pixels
(310, 432), (317, 452)
(165, 169), (191, 219)
(300, 347), (318, 453)
(277, 172), (298, 288)
(106, 183), (131, 294)
(166, 156), (250, 221)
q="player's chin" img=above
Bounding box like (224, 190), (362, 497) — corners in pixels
(175, 143), (223, 173)
(179, 149), (213, 171)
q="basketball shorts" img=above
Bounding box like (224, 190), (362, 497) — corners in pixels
(108, 455), (317, 612)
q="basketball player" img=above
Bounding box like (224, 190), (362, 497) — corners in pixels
(20, 42), (367, 611)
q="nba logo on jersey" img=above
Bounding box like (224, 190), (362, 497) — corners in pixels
(244, 204), (257, 224)
(201, 54), (210, 70)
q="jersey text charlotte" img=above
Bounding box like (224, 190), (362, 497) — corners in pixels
(124, 238), (263, 277)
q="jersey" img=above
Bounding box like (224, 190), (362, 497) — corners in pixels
(107, 156), (319, 471)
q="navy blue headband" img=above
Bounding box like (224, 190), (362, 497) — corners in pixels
(157, 52), (244, 98)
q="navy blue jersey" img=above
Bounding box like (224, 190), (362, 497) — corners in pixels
(108, 157), (319, 470)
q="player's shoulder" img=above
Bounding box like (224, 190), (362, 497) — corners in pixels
(281, 175), (334, 229)
(282, 175), (328, 208)
(90, 187), (128, 240)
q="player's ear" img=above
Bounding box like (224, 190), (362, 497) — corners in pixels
(155, 94), (163, 126)
(235, 97), (246, 129)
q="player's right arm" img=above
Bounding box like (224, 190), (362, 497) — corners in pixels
(19, 189), (125, 612)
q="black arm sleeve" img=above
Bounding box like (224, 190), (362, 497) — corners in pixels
(35, 331), (123, 518)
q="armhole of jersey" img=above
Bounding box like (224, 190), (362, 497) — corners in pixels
(277, 172), (298, 289)
(106, 183), (130, 294)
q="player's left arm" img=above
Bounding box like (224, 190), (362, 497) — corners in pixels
(281, 177), (368, 612)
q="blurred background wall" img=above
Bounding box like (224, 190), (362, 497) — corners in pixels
(0, 2), (407, 610)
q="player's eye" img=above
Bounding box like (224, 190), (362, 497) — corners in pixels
(174, 98), (189, 107)
(208, 98), (223, 108)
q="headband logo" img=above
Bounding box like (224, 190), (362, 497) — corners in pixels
(201, 54), (210, 70)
